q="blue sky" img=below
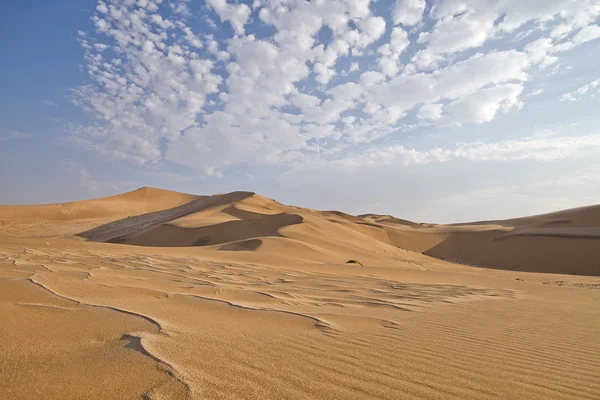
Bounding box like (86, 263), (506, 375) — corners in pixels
(1, 0), (599, 223)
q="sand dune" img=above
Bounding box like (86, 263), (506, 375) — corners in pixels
(0, 186), (199, 221)
(3, 187), (597, 275)
(379, 205), (600, 276)
(9, 187), (591, 275)
(0, 187), (199, 237)
(1, 188), (599, 399)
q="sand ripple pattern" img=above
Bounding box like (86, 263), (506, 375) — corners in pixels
(2, 243), (599, 399)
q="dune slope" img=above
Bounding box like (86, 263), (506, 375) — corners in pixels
(378, 205), (600, 275)
(0, 187), (200, 237)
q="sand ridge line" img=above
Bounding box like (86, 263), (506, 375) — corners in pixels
(56, 250), (516, 306)
(497, 227), (600, 239)
(26, 276), (192, 398)
(1, 240), (599, 398)
(16, 302), (83, 311)
(28, 276), (164, 331)
(67, 273), (339, 334)
(96, 261), (514, 310)
(159, 291), (336, 332)
(121, 332), (193, 400)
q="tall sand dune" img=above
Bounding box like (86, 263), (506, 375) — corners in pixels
(0, 187), (200, 237)
(0, 186), (199, 221)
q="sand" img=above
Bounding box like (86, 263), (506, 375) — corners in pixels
(1, 187), (599, 399)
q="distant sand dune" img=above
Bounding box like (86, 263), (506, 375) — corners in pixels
(380, 205), (600, 275)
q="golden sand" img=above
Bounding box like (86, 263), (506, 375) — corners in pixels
(1, 187), (599, 399)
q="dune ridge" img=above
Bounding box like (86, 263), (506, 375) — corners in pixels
(0, 186), (199, 221)
(0, 187), (200, 238)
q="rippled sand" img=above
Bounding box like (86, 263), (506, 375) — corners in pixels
(1, 188), (599, 399)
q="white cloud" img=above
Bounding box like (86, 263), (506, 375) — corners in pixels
(68, 0), (600, 176)
(348, 16), (387, 49)
(71, 0), (225, 165)
(527, 88), (544, 97)
(412, 11), (496, 69)
(524, 37), (559, 69)
(412, 0), (600, 69)
(206, 0), (251, 35)
(417, 103), (443, 120)
(324, 133), (600, 168)
(393, 0), (426, 27)
(361, 49), (531, 120)
(378, 27), (410, 77)
(572, 25), (600, 45)
(560, 79), (600, 102)
(442, 83), (524, 125)
(96, 2), (108, 14)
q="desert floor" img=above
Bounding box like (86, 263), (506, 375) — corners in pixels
(1, 188), (599, 399)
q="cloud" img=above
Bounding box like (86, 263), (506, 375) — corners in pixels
(360, 49), (531, 121)
(294, 133), (600, 171)
(412, 11), (496, 69)
(393, 0), (426, 27)
(527, 88), (544, 97)
(442, 83), (524, 125)
(417, 103), (443, 120)
(560, 79), (600, 102)
(572, 24), (600, 45)
(43, 100), (58, 107)
(207, 0), (251, 35)
(412, 0), (600, 69)
(377, 27), (410, 77)
(69, 0), (600, 175)
(71, 0), (225, 165)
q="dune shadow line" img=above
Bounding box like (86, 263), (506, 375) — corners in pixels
(77, 191), (255, 243)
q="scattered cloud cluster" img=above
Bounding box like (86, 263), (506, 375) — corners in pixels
(560, 79), (600, 102)
(322, 132), (600, 168)
(71, 0), (600, 174)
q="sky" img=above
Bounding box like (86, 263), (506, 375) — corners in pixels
(1, 0), (599, 223)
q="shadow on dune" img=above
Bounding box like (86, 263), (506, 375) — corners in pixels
(78, 191), (304, 249)
(78, 191), (256, 243)
(423, 231), (600, 276)
(218, 239), (263, 251)
(110, 212), (303, 248)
